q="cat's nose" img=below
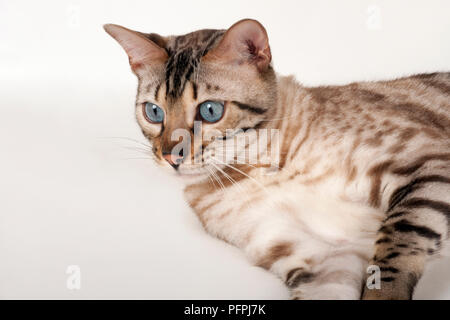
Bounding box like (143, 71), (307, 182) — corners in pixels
(162, 151), (183, 170)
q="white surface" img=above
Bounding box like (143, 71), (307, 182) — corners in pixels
(0, 0), (449, 299)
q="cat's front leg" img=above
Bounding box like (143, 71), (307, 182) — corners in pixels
(362, 162), (450, 300)
(286, 252), (367, 300)
(252, 240), (368, 300)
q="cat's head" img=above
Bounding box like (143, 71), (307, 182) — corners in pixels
(104, 19), (278, 178)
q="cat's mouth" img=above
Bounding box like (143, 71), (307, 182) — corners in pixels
(166, 164), (221, 184)
(158, 158), (226, 181)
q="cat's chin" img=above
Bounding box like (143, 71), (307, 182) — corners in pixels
(177, 173), (210, 185)
(173, 166), (212, 183)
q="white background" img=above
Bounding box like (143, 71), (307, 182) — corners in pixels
(1, 0), (449, 299)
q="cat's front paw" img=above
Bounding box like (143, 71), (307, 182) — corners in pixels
(291, 283), (361, 300)
(361, 284), (412, 300)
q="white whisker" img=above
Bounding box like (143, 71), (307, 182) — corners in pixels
(210, 157), (270, 195)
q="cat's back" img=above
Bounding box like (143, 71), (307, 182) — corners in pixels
(304, 72), (450, 138)
(371, 72), (450, 117)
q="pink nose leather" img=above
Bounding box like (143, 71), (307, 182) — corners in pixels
(162, 153), (183, 166)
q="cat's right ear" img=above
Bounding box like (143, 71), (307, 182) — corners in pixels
(103, 24), (168, 71)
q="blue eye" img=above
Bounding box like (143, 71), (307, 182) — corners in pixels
(199, 101), (224, 123)
(144, 102), (164, 123)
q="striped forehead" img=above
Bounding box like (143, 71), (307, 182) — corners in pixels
(163, 29), (225, 99)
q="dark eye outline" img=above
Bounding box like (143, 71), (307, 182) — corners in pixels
(196, 101), (225, 123)
(143, 102), (164, 124)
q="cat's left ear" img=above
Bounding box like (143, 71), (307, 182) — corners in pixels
(204, 19), (271, 71)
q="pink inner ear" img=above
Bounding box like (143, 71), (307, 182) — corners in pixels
(205, 19), (271, 71)
(104, 24), (168, 70)
(242, 37), (271, 71)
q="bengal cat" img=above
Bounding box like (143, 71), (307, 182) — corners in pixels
(104, 19), (450, 299)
